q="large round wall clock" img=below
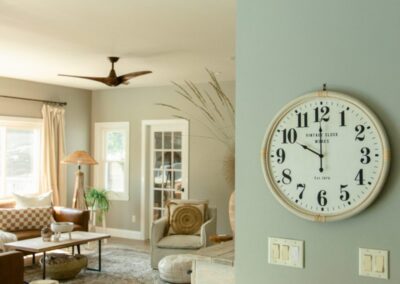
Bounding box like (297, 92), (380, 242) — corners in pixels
(261, 90), (390, 222)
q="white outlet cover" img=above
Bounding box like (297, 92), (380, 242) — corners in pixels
(268, 237), (304, 269)
(359, 248), (389, 280)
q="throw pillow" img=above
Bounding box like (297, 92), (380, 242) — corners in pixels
(0, 206), (53, 232)
(13, 192), (52, 208)
(167, 202), (207, 235)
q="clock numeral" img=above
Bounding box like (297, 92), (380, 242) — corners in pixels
(281, 169), (292, 185)
(296, 183), (305, 200)
(317, 190), (328, 206)
(339, 110), (346, 127)
(297, 112), (309, 128)
(282, 128), (297, 144)
(355, 169), (365, 185)
(339, 184), (350, 201)
(314, 106), (330, 122)
(355, 125), (365, 141)
(360, 147), (371, 164)
(276, 148), (286, 164)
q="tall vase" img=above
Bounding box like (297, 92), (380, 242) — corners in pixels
(228, 191), (235, 236)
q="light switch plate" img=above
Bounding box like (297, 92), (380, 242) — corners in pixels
(268, 237), (304, 268)
(359, 248), (389, 280)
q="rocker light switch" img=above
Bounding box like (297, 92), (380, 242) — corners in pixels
(359, 248), (389, 280)
(268, 237), (304, 268)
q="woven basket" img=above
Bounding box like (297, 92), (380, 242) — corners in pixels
(40, 253), (88, 280)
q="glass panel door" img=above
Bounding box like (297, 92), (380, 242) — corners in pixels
(150, 123), (188, 222)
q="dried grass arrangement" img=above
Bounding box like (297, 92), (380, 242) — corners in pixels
(156, 69), (235, 186)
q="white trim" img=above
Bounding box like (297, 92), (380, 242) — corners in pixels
(140, 119), (189, 239)
(95, 226), (145, 240)
(94, 122), (130, 201)
(0, 116), (42, 126)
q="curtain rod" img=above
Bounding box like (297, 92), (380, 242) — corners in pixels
(0, 94), (67, 106)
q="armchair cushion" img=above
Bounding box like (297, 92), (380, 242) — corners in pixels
(167, 202), (207, 235)
(157, 235), (203, 249)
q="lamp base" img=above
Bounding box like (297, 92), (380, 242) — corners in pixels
(72, 170), (87, 210)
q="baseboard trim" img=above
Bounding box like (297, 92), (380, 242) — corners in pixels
(95, 226), (145, 240)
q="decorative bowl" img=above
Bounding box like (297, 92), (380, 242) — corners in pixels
(51, 222), (74, 233)
(51, 222), (74, 241)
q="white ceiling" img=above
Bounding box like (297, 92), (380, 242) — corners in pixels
(0, 0), (235, 90)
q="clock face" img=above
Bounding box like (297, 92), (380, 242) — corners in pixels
(261, 92), (390, 222)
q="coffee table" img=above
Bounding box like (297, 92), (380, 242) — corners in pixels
(4, 231), (110, 279)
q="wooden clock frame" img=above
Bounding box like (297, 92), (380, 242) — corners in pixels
(261, 91), (391, 222)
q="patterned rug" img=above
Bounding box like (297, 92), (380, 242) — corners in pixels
(24, 245), (164, 284)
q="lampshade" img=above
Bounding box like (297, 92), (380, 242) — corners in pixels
(61, 150), (98, 165)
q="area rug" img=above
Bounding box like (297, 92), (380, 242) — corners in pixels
(24, 245), (164, 284)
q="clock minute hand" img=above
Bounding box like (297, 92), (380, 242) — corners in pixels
(296, 142), (323, 158)
(319, 121), (323, 173)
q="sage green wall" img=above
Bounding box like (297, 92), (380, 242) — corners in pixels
(92, 82), (235, 234)
(0, 76), (92, 206)
(236, 1), (400, 283)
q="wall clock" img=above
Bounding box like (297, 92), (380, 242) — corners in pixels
(261, 90), (390, 222)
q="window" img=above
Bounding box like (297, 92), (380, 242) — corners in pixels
(0, 116), (42, 198)
(94, 122), (129, 200)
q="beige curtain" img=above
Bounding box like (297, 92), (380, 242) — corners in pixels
(41, 104), (66, 206)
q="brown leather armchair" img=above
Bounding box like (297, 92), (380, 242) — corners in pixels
(0, 251), (24, 284)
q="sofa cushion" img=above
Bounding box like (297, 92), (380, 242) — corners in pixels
(13, 192), (52, 208)
(167, 201), (207, 235)
(0, 207), (53, 232)
(157, 235), (203, 249)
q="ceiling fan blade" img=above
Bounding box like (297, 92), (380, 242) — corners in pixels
(118, 71), (152, 82)
(58, 74), (112, 86)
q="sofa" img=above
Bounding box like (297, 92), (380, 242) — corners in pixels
(0, 251), (24, 284)
(0, 200), (89, 241)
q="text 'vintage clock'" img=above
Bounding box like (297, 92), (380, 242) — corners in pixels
(261, 90), (390, 222)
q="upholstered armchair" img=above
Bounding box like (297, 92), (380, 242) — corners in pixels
(150, 206), (217, 269)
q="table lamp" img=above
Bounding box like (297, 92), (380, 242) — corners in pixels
(61, 150), (98, 210)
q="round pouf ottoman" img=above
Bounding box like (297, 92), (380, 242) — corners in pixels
(40, 253), (88, 280)
(158, 254), (208, 284)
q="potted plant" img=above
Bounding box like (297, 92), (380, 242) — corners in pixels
(85, 188), (110, 223)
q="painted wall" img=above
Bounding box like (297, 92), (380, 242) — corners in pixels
(236, 1), (400, 283)
(0, 77), (92, 206)
(92, 81), (235, 235)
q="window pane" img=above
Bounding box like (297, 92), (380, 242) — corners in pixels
(105, 161), (124, 192)
(154, 190), (162, 208)
(154, 151), (162, 168)
(173, 152), (181, 169)
(164, 132), (172, 149)
(173, 132), (182, 149)
(163, 152), (172, 168)
(6, 129), (37, 195)
(154, 132), (162, 149)
(106, 131), (125, 160)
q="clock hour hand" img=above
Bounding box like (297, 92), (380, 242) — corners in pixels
(296, 142), (323, 158)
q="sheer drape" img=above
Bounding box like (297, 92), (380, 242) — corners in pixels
(41, 104), (66, 206)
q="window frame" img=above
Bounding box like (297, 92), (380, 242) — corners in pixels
(94, 122), (130, 201)
(0, 116), (42, 199)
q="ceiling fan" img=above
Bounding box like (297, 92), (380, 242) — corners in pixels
(58, 57), (152, 87)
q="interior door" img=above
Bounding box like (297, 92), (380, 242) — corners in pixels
(149, 121), (189, 223)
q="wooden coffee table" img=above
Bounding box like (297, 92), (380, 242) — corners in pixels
(4, 231), (110, 279)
